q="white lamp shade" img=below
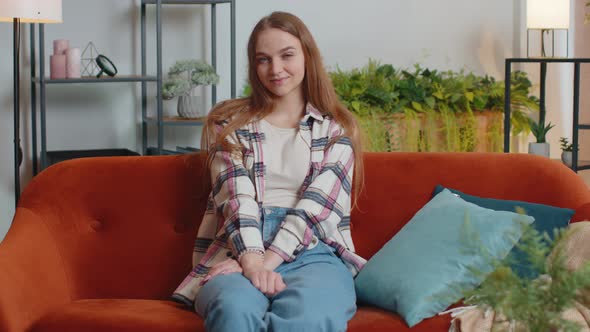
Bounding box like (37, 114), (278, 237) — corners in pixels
(0, 0), (62, 23)
(527, 0), (570, 29)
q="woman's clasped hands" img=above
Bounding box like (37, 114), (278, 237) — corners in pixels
(201, 251), (287, 297)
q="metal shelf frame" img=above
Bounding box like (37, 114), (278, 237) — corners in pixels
(28, 0), (236, 175)
(146, 116), (205, 126)
(141, 0), (236, 156)
(503, 58), (590, 172)
(33, 76), (158, 84)
(143, 0), (232, 4)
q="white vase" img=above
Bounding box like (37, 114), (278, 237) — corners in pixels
(561, 151), (573, 168)
(528, 142), (550, 157)
(177, 95), (203, 118)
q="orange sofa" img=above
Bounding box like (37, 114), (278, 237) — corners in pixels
(1, 152), (590, 332)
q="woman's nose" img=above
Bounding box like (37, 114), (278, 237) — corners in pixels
(270, 60), (283, 74)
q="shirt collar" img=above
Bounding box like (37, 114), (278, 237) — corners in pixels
(301, 103), (325, 123)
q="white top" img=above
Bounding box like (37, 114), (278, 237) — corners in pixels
(259, 118), (311, 208)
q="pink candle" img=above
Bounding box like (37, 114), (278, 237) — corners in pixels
(50, 54), (66, 79)
(65, 48), (81, 78)
(53, 39), (69, 55)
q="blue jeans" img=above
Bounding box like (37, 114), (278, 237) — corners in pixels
(195, 206), (357, 332)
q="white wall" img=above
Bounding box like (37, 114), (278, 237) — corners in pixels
(0, 0), (523, 240)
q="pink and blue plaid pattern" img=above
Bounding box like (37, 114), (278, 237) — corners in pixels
(172, 103), (366, 306)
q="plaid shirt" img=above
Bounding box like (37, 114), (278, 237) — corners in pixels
(172, 103), (366, 304)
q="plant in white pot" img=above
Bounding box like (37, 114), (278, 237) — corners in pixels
(162, 60), (219, 118)
(528, 118), (554, 157)
(560, 137), (575, 168)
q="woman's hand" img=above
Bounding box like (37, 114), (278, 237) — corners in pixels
(200, 258), (243, 286)
(240, 252), (287, 296)
(263, 249), (285, 271)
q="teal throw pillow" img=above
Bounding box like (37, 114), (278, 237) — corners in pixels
(432, 185), (574, 278)
(354, 189), (534, 327)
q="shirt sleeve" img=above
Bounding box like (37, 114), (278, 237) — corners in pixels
(267, 126), (354, 262)
(192, 192), (216, 268)
(209, 124), (264, 259)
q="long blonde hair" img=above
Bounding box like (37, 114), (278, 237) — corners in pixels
(202, 11), (364, 204)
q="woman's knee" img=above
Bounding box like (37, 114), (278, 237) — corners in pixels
(266, 310), (351, 332)
(267, 289), (356, 332)
(195, 273), (269, 317)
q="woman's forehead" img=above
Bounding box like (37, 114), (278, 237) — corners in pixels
(255, 28), (301, 55)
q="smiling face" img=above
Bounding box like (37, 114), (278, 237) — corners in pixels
(255, 28), (306, 101)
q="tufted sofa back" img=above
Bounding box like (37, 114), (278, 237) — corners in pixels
(18, 154), (208, 300)
(351, 152), (590, 259)
(17, 152), (590, 300)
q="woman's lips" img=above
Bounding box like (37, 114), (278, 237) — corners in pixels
(270, 77), (288, 86)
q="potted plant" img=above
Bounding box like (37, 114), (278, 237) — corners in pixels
(162, 59), (219, 118)
(560, 137), (575, 168)
(528, 118), (554, 157)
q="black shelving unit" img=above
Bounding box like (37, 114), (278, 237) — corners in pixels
(32, 76), (158, 84)
(28, 0), (236, 176)
(141, 0), (236, 156)
(504, 58), (590, 172)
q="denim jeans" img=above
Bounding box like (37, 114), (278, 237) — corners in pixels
(195, 206), (357, 332)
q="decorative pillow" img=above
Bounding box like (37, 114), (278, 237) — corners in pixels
(432, 185), (574, 278)
(354, 189), (534, 327)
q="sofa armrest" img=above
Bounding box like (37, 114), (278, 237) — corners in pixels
(0, 208), (71, 332)
(572, 202), (590, 223)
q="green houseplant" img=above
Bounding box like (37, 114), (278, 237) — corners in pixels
(162, 59), (219, 118)
(439, 215), (590, 332)
(330, 60), (539, 152)
(528, 119), (554, 157)
(560, 137), (574, 152)
(560, 137), (575, 168)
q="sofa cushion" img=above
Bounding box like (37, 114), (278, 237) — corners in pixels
(347, 305), (452, 331)
(572, 202), (590, 223)
(29, 299), (451, 332)
(354, 189), (533, 327)
(30, 299), (204, 332)
(433, 184), (574, 277)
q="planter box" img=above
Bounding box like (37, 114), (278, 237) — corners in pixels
(358, 110), (503, 153)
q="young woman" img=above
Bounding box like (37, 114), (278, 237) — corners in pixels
(173, 11), (366, 331)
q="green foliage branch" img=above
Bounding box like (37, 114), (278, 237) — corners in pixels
(449, 210), (590, 332)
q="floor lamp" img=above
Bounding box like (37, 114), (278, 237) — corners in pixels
(526, 0), (570, 58)
(0, 0), (62, 206)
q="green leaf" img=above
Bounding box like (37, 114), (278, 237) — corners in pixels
(351, 101), (361, 113)
(433, 91), (445, 100)
(365, 87), (392, 104)
(464, 91), (475, 102)
(473, 96), (486, 110)
(412, 101), (423, 112)
(351, 87), (364, 97)
(425, 97), (436, 109)
(403, 106), (415, 113)
(376, 64), (395, 77)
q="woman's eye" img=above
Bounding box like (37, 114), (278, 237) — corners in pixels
(283, 53), (293, 58)
(257, 57), (269, 64)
